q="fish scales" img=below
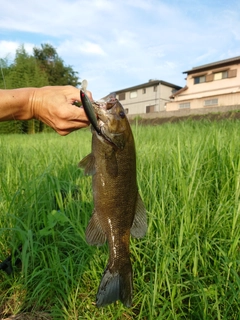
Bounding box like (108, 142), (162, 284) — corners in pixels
(79, 97), (147, 307)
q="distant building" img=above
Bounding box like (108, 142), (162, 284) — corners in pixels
(114, 80), (181, 115)
(166, 56), (240, 111)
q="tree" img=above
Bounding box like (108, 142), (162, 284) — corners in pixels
(7, 45), (49, 88)
(0, 58), (9, 89)
(0, 46), (49, 134)
(33, 44), (80, 86)
(0, 43), (81, 134)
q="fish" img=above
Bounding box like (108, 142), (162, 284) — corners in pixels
(79, 96), (147, 307)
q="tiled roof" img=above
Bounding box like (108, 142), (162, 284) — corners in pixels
(170, 86), (188, 98)
(114, 80), (181, 94)
(183, 56), (240, 75)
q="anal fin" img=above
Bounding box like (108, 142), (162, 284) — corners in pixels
(130, 193), (147, 238)
(85, 210), (106, 246)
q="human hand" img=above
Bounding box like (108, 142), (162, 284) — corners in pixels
(30, 86), (92, 135)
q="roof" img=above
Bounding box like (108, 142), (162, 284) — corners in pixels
(183, 56), (240, 75)
(114, 80), (181, 94)
(170, 86), (188, 98)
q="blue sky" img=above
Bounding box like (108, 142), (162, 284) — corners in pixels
(1, 0), (240, 99)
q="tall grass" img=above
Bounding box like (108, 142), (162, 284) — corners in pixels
(1, 120), (240, 319)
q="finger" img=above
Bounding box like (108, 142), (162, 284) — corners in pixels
(68, 104), (90, 122)
(67, 87), (93, 103)
(56, 120), (90, 136)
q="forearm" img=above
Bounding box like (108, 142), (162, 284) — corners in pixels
(0, 88), (34, 121)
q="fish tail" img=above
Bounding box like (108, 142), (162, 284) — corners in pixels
(96, 262), (133, 307)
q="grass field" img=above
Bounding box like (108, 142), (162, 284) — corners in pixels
(0, 119), (240, 319)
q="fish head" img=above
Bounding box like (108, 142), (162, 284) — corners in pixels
(93, 97), (131, 150)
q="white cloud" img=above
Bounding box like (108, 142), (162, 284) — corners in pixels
(0, 41), (32, 63)
(77, 42), (106, 56)
(0, 41), (19, 59)
(57, 40), (106, 57)
(0, 40), (35, 60)
(0, 0), (240, 98)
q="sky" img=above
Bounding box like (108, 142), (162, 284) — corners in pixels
(0, 0), (240, 99)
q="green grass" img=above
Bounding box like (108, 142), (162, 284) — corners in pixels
(1, 120), (240, 319)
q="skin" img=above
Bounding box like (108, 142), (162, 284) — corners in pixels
(92, 119), (137, 307)
(80, 100), (141, 307)
(0, 86), (93, 135)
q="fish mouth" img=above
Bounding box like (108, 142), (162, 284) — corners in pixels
(80, 91), (122, 149)
(93, 99), (124, 150)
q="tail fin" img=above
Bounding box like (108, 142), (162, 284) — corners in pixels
(96, 265), (133, 307)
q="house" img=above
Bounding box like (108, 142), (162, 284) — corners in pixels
(166, 56), (240, 112)
(114, 80), (181, 115)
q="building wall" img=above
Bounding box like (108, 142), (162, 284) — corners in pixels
(116, 83), (159, 114)
(160, 84), (177, 111)
(117, 83), (177, 114)
(166, 93), (240, 111)
(166, 62), (240, 111)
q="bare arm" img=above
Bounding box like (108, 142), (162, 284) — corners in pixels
(0, 86), (92, 135)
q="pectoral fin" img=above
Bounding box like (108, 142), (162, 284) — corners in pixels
(86, 210), (106, 245)
(130, 193), (147, 238)
(78, 153), (96, 175)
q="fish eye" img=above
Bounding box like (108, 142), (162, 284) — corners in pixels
(119, 111), (125, 118)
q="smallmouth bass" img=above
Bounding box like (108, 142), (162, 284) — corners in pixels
(79, 96), (147, 307)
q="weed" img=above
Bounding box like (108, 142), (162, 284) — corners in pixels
(1, 121), (240, 319)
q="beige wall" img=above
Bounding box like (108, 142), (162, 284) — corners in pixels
(117, 83), (176, 114)
(166, 63), (240, 111)
(166, 93), (240, 111)
(160, 84), (176, 111)
(117, 86), (158, 114)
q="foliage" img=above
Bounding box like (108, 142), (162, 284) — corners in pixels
(33, 44), (80, 87)
(0, 44), (81, 134)
(7, 45), (49, 89)
(0, 57), (10, 89)
(0, 120), (240, 319)
(0, 46), (49, 134)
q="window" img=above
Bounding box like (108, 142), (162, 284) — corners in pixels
(118, 92), (125, 100)
(194, 75), (206, 84)
(179, 102), (190, 109)
(153, 86), (157, 92)
(130, 91), (137, 99)
(214, 71), (228, 80)
(142, 88), (146, 94)
(204, 99), (218, 106)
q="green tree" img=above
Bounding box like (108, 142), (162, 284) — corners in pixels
(0, 46), (49, 134)
(0, 58), (9, 89)
(33, 44), (80, 86)
(7, 45), (48, 89)
(0, 43), (81, 134)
